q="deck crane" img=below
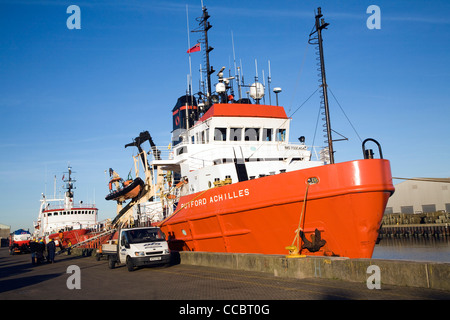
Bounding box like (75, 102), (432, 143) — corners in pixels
(111, 131), (164, 228)
(60, 131), (164, 252)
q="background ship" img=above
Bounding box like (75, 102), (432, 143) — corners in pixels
(105, 6), (395, 259)
(33, 166), (101, 247)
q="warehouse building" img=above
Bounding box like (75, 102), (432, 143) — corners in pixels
(0, 223), (11, 247)
(385, 178), (450, 214)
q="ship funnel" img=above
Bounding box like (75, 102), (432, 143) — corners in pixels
(171, 95), (198, 146)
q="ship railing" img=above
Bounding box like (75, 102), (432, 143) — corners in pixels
(145, 145), (175, 161)
(43, 203), (97, 210)
(73, 204), (97, 208)
(148, 143), (323, 161)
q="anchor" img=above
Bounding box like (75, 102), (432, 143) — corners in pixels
(299, 228), (326, 252)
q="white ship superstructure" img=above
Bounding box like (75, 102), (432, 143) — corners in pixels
(34, 166), (98, 238)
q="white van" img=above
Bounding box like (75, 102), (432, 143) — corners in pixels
(104, 227), (171, 271)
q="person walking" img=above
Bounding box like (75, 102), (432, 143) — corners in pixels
(29, 238), (38, 265)
(47, 238), (56, 263)
(36, 239), (45, 264)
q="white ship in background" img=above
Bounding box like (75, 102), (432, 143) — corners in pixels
(34, 166), (99, 244)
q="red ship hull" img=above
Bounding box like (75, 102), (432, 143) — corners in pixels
(158, 159), (394, 258)
(48, 229), (90, 247)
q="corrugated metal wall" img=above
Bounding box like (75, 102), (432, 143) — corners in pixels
(385, 179), (450, 214)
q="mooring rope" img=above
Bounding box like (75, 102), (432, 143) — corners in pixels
(286, 182), (311, 256)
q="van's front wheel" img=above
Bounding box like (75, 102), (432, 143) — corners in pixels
(126, 256), (135, 272)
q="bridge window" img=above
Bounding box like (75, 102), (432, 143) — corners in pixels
(214, 127), (227, 141)
(276, 129), (286, 141)
(229, 128), (242, 141)
(244, 128), (260, 141)
(200, 131), (205, 143)
(263, 128), (273, 141)
(176, 146), (187, 155)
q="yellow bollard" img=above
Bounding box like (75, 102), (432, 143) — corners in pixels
(285, 245), (306, 258)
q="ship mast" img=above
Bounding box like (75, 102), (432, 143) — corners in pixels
(309, 7), (334, 164)
(198, 5), (214, 108)
(63, 166), (76, 209)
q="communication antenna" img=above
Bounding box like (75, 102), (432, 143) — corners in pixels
(273, 87), (282, 106)
(231, 30), (241, 100)
(240, 59), (244, 89)
(262, 69), (266, 104)
(250, 59), (265, 103)
(268, 60), (272, 105)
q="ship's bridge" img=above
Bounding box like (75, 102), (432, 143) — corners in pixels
(151, 102), (323, 194)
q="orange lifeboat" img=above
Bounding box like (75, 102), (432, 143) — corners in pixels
(105, 177), (144, 201)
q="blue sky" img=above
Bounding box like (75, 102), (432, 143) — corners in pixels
(1, 0), (449, 231)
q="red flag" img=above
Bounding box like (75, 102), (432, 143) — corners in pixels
(187, 43), (201, 53)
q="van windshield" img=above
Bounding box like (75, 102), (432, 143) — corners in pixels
(124, 228), (166, 244)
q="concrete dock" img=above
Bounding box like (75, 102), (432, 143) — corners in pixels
(1, 247), (449, 304)
(178, 251), (450, 291)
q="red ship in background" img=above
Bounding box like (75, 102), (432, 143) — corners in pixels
(106, 6), (394, 259)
